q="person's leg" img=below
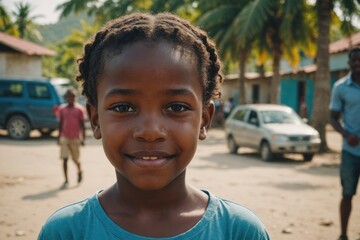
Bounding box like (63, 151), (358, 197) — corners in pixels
(62, 157), (69, 184)
(339, 150), (360, 239)
(68, 139), (82, 183)
(340, 196), (352, 238)
(60, 137), (70, 186)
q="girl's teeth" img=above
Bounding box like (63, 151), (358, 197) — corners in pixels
(142, 156), (158, 160)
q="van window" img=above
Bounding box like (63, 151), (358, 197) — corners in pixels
(27, 83), (51, 99)
(232, 109), (248, 122)
(0, 82), (23, 98)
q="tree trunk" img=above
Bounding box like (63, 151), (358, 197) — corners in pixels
(271, 40), (281, 104)
(257, 64), (270, 103)
(312, 0), (332, 152)
(238, 48), (247, 105)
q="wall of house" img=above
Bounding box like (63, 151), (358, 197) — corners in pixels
(330, 52), (348, 71)
(0, 53), (42, 77)
(222, 78), (270, 106)
(245, 79), (270, 104)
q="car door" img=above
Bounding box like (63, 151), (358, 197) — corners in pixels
(228, 108), (249, 146)
(25, 82), (57, 128)
(242, 110), (263, 148)
(0, 80), (25, 126)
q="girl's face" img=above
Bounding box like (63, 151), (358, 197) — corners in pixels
(87, 41), (214, 191)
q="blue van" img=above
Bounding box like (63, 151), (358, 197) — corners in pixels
(0, 77), (69, 139)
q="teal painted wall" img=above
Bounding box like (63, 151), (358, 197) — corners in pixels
(305, 78), (314, 118)
(279, 74), (342, 119)
(280, 78), (298, 110)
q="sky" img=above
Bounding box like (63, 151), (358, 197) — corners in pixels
(2, 0), (360, 27)
(3, 0), (66, 25)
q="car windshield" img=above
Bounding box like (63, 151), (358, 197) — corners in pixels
(260, 110), (302, 124)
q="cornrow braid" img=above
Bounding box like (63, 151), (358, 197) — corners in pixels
(76, 12), (223, 106)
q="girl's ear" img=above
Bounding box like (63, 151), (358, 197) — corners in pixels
(86, 102), (101, 139)
(199, 101), (215, 140)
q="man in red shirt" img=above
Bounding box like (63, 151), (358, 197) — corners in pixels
(58, 88), (86, 188)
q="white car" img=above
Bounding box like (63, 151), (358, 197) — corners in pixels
(225, 104), (321, 161)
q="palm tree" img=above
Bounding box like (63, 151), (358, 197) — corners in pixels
(196, 0), (252, 104)
(0, 1), (18, 36)
(198, 0), (316, 105)
(12, 2), (42, 41)
(57, 0), (153, 24)
(312, 0), (358, 152)
(235, 0), (314, 104)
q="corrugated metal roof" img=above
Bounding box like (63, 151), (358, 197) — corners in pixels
(0, 32), (56, 56)
(330, 31), (360, 54)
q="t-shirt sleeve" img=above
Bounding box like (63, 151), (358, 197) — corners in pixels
(329, 83), (342, 112)
(37, 224), (62, 240)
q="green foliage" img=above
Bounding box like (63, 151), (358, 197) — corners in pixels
(38, 12), (95, 45)
(0, 1), (17, 35)
(12, 2), (43, 42)
(43, 21), (98, 82)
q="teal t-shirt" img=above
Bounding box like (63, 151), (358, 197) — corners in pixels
(38, 190), (270, 240)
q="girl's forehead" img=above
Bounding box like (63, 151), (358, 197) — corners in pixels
(98, 41), (203, 99)
(103, 41), (199, 78)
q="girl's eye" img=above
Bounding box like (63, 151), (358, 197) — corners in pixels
(166, 104), (189, 112)
(110, 104), (135, 113)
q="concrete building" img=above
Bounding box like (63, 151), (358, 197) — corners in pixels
(224, 31), (360, 118)
(0, 32), (56, 78)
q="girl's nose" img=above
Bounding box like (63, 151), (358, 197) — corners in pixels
(133, 116), (167, 142)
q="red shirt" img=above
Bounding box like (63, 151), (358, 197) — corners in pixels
(59, 103), (86, 139)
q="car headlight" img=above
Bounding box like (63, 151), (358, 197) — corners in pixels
(271, 134), (289, 141)
(310, 133), (320, 140)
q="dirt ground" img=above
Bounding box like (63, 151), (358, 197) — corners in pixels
(0, 127), (359, 240)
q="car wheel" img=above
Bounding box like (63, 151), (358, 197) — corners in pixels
(6, 115), (31, 140)
(260, 141), (274, 162)
(227, 136), (238, 154)
(303, 153), (314, 162)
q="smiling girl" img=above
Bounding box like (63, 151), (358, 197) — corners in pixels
(38, 12), (269, 240)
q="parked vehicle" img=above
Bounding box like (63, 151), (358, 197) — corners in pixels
(0, 77), (68, 139)
(225, 104), (321, 162)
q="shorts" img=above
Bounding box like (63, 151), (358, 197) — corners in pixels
(60, 137), (81, 163)
(340, 150), (360, 196)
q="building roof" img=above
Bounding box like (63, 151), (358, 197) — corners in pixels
(0, 32), (56, 56)
(329, 31), (360, 54)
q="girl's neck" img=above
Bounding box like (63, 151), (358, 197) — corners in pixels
(99, 171), (207, 213)
(116, 173), (191, 209)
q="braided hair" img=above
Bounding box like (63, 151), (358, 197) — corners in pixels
(76, 12), (223, 106)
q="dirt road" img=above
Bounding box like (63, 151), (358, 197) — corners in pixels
(0, 128), (359, 240)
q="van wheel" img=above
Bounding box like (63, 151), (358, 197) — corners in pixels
(260, 141), (274, 162)
(303, 153), (314, 162)
(7, 115), (31, 140)
(227, 136), (238, 154)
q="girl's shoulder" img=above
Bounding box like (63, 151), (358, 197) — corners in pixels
(38, 193), (99, 239)
(204, 190), (269, 239)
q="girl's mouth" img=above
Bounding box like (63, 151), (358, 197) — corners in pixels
(126, 151), (174, 168)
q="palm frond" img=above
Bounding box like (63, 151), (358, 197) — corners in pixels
(235, 0), (275, 45)
(56, 0), (95, 18)
(197, 5), (240, 30)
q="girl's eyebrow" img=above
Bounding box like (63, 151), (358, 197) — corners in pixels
(105, 88), (197, 97)
(105, 88), (136, 97)
(164, 88), (196, 97)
